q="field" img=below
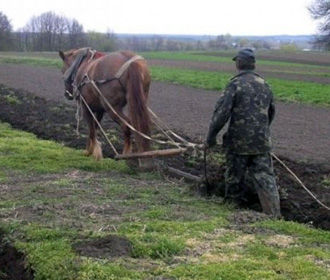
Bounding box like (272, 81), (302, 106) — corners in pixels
(0, 50), (329, 279)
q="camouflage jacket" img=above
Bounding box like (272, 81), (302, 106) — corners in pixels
(206, 70), (275, 154)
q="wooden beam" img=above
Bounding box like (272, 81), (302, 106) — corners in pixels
(115, 148), (186, 160)
(166, 167), (202, 183)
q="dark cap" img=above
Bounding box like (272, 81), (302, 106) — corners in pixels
(232, 48), (256, 62)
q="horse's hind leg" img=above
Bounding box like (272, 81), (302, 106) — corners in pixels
(84, 107), (104, 160)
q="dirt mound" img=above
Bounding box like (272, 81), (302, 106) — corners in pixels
(0, 229), (34, 280)
(73, 235), (133, 259)
(229, 210), (270, 225)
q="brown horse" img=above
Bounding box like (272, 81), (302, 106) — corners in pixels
(59, 47), (151, 160)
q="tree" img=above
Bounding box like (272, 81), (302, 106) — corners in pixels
(86, 31), (116, 51)
(309, 0), (330, 50)
(0, 11), (13, 50)
(22, 11), (86, 51)
(67, 19), (86, 48)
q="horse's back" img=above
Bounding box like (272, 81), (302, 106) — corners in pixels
(88, 51), (148, 80)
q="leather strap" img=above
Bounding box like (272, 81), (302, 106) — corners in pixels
(114, 55), (144, 79)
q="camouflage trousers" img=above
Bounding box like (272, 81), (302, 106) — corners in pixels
(225, 152), (281, 218)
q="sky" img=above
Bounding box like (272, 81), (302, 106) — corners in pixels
(1, 0), (319, 36)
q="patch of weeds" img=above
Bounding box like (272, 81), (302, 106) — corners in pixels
(245, 242), (279, 261)
(106, 129), (121, 144)
(256, 220), (330, 244)
(168, 260), (274, 280)
(321, 176), (330, 188)
(52, 178), (75, 187)
(142, 208), (168, 219)
(3, 94), (21, 105)
(0, 170), (7, 183)
(78, 260), (144, 280)
(144, 219), (228, 236)
(135, 171), (162, 181)
(16, 239), (79, 280)
(270, 257), (330, 280)
(208, 152), (226, 165)
(131, 233), (185, 260)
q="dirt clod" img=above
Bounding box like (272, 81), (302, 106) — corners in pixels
(73, 235), (133, 259)
(0, 229), (34, 280)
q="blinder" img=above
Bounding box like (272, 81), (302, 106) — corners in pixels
(63, 48), (90, 100)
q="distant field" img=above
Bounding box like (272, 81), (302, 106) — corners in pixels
(0, 50), (329, 105)
(142, 51), (330, 69)
(195, 50), (330, 66)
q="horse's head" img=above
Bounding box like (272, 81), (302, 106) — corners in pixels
(59, 48), (89, 100)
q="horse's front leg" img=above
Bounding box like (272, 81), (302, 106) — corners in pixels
(122, 122), (132, 155)
(106, 105), (132, 155)
(83, 105), (104, 160)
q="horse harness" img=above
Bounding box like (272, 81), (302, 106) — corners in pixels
(63, 48), (144, 100)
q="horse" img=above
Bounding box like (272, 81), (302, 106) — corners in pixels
(58, 47), (151, 161)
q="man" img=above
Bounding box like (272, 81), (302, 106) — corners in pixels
(206, 48), (281, 218)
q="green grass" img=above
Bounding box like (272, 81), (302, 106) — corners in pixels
(0, 122), (129, 173)
(150, 66), (330, 105)
(0, 122), (329, 279)
(0, 55), (62, 68)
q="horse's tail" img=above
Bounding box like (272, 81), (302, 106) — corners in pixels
(127, 61), (151, 152)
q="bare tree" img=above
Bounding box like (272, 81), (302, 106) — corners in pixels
(22, 11), (86, 51)
(67, 19), (86, 48)
(0, 11), (13, 50)
(309, 0), (330, 50)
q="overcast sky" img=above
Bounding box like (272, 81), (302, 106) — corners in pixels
(1, 0), (318, 36)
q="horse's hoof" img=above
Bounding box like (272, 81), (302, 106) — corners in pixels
(83, 150), (91, 156)
(93, 154), (103, 161)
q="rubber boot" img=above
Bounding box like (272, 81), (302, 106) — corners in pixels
(256, 188), (281, 218)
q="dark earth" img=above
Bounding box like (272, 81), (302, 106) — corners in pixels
(0, 229), (34, 280)
(73, 235), (133, 259)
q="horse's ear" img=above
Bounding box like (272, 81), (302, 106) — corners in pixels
(59, 50), (65, 61)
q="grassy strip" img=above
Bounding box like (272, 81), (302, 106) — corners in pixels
(0, 122), (330, 279)
(1, 55), (330, 105)
(150, 66), (330, 105)
(0, 55), (62, 68)
(142, 51), (330, 70)
(0, 122), (128, 173)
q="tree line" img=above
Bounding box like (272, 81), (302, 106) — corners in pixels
(0, 11), (117, 52)
(0, 2), (329, 52)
